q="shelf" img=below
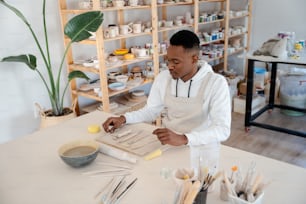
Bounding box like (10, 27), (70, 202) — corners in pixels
(198, 19), (224, 25)
(229, 14), (249, 20)
(69, 64), (100, 74)
(59, 0), (252, 114)
(104, 32), (152, 41)
(158, 24), (193, 32)
(199, 0), (226, 2)
(157, 2), (193, 7)
(108, 79), (153, 97)
(228, 32), (248, 39)
(74, 79), (153, 100)
(200, 38), (224, 46)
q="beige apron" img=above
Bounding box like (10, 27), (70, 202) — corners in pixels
(162, 72), (220, 178)
(162, 73), (211, 133)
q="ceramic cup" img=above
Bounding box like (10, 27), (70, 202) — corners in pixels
(101, 0), (108, 8)
(132, 23), (142, 34)
(134, 48), (149, 57)
(113, 0), (125, 7)
(144, 0), (151, 5)
(119, 25), (132, 35)
(164, 20), (173, 27)
(175, 19), (182, 26)
(104, 27), (117, 38)
(108, 25), (119, 36)
(129, 0), (138, 6)
(158, 21), (163, 28)
(79, 1), (92, 9)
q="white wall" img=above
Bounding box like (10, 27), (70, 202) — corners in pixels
(0, 0), (67, 143)
(250, 0), (306, 50)
(0, 0), (306, 144)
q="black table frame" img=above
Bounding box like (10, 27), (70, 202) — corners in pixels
(245, 58), (306, 138)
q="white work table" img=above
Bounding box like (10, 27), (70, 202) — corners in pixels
(1, 111), (306, 204)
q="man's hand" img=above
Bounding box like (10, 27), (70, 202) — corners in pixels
(152, 128), (188, 146)
(102, 115), (126, 133)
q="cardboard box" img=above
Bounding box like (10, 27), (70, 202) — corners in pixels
(233, 95), (266, 114)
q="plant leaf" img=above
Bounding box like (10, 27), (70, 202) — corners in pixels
(68, 70), (90, 82)
(2, 54), (37, 70)
(0, 0), (30, 25)
(64, 11), (103, 42)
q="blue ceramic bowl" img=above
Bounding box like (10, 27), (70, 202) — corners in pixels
(108, 82), (126, 91)
(58, 140), (99, 168)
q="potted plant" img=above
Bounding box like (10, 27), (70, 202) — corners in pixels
(0, 0), (103, 128)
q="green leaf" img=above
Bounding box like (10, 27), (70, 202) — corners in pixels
(2, 54), (37, 70)
(68, 70), (90, 82)
(64, 11), (103, 42)
(0, 0), (30, 25)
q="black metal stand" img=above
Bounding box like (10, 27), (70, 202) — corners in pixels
(245, 57), (306, 138)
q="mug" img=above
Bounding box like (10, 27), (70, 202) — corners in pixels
(78, 1), (92, 9)
(129, 0), (138, 6)
(108, 25), (119, 36)
(164, 20), (173, 27)
(135, 48), (149, 57)
(119, 25), (132, 35)
(101, 0), (108, 8)
(104, 27), (117, 38)
(132, 23), (142, 34)
(113, 0), (125, 7)
(174, 19), (182, 26)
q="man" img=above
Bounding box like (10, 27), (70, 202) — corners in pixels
(102, 30), (231, 148)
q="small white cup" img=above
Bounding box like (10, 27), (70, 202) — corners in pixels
(164, 20), (173, 27)
(113, 0), (125, 7)
(174, 19), (182, 26)
(132, 23), (142, 34)
(129, 0), (138, 6)
(119, 25), (132, 35)
(79, 1), (92, 9)
(135, 48), (149, 57)
(101, 0), (108, 8)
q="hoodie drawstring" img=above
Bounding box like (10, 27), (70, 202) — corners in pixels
(176, 79), (193, 98)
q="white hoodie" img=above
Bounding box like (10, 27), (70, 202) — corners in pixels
(125, 61), (231, 145)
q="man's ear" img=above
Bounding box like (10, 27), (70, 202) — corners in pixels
(191, 54), (199, 64)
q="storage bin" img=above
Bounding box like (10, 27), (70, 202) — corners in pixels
(280, 75), (306, 116)
(254, 67), (266, 90)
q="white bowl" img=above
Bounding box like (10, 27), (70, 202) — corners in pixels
(132, 90), (145, 97)
(108, 82), (126, 91)
(115, 75), (129, 83)
(173, 168), (195, 186)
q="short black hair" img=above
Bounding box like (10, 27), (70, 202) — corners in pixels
(169, 30), (200, 51)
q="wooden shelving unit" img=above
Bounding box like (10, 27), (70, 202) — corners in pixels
(58, 0), (252, 115)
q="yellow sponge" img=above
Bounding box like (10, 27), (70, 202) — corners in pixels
(144, 149), (162, 160)
(87, 125), (101, 134)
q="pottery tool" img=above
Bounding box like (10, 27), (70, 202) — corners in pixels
(183, 180), (201, 204)
(130, 138), (159, 150)
(126, 134), (150, 145)
(94, 177), (115, 199)
(97, 161), (132, 170)
(223, 171), (237, 197)
(144, 145), (172, 160)
(82, 169), (130, 176)
(112, 129), (132, 140)
(177, 180), (192, 204)
(113, 178), (138, 204)
(117, 131), (143, 143)
(99, 143), (137, 164)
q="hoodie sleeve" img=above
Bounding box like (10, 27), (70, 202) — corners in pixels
(185, 74), (231, 145)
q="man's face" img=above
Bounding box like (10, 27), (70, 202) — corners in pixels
(166, 45), (198, 82)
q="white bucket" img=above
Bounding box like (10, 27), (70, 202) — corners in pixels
(280, 75), (306, 116)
